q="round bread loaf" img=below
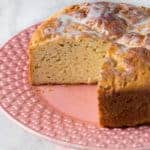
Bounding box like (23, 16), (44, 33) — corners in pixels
(29, 1), (150, 127)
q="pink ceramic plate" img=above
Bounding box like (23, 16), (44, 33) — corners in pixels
(0, 24), (150, 150)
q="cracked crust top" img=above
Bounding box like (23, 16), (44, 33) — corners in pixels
(30, 1), (150, 48)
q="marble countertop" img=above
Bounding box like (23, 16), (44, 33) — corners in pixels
(0, 0), (149, 150)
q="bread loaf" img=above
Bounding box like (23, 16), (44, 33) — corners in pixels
(29, 1), (150, 127)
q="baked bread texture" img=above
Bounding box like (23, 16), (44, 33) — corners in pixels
(29, 1), (150, 127)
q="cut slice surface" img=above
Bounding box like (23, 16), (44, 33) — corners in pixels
(29, 36), (112, 84)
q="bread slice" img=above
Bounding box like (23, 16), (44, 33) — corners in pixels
(29, 1), (150, 127)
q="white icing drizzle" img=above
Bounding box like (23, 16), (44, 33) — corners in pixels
(86, 3), (105, 19)
(133, 18), (150, 34)
(44, 15), (85, 37)
(44, 14), (103, 38)
(44, 2), (112, 38)
(115, 17), (150, 49)
(65, 15), (101, 37)
(57, 15), (75, 33)
(116, 33), (144, 48)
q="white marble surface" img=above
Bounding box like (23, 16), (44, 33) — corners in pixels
(0, 0), (150, 150)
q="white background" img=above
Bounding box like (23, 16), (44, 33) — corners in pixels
(0, 0), (149, 150)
